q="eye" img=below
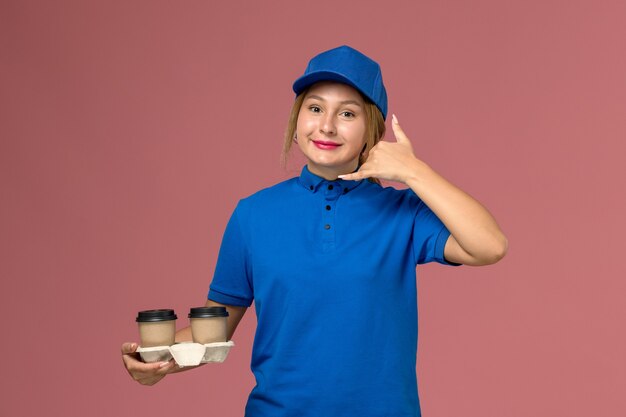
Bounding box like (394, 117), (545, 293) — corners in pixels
(309, 105), (322, 113)
(340, 111), (355, 118)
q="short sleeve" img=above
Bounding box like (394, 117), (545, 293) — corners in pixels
(208, 203), (254, 307)
(412, 199), (460, 266)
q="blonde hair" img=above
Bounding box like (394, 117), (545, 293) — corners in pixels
(281, 87), (386, 185)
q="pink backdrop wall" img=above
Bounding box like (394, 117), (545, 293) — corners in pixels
(2, 0), (625, 416)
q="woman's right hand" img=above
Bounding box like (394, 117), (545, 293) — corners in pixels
(121, 342), (176, 386)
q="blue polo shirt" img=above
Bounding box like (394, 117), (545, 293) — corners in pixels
(208, 166), (456, 417)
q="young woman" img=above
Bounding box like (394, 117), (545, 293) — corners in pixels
(122, 45), (507, 416)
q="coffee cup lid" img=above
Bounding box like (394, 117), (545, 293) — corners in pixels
(188, 306), (229, 318)
(136, 309), (177, 322)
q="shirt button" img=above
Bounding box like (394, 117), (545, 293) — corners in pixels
(325, 205), (331, 211)
(343, 188), (348, 194)
(324, 224), (331, 230)
(309, 185), (314, 190)
(327, 185), (334, 190)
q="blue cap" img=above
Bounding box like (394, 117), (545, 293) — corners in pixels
(293, 45), (388, 120)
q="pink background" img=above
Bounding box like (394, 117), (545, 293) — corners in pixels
(2, 0), (625, 416)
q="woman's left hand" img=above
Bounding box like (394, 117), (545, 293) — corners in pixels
(339, 114), (420, 184)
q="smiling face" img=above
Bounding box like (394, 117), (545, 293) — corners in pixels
(295, 81), (368, 180)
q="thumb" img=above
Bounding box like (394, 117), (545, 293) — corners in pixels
(337, 172), (366, 181)
(121, 342), (138, 355)
(391, 114), (411, 145)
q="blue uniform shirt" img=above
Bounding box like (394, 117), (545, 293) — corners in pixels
(209, 166), (456, 417)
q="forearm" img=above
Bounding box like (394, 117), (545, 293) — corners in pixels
(175, 326), (193, 342)
(405, 158), (508, 265)
(166, 301), (246, 375)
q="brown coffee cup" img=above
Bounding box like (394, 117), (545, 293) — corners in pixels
(188, 307), (229, 344)
(136, 309), (177, 347)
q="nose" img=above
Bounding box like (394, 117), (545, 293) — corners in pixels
(319, 113), (336, 135)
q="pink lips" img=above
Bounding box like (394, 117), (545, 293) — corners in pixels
(312, 140), (341, 150)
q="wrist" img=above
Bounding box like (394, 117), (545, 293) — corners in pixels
(403, 158), (432, 187)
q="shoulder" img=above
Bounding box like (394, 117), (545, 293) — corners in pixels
(235, 176), (299, 215)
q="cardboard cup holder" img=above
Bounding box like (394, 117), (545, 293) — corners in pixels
(137, 341), (235, 367)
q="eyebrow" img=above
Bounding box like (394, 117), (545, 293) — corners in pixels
(304, 95), (363, 107)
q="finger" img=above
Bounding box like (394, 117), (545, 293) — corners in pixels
(130, 365), (169, 385)
(148, 360), (172, 370)
(121, 342), (138, 355)
(337, 172), (363, 180)
(391, 114), (411, 145)
(338, 164), (372, 180)
(160, 359), (176, 369)
(339, 168), (375, 181)
(127, 357), (171, 372)
(155, 360), (176, 373)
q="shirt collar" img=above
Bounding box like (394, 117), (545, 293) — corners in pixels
(297, 165), (363, 194)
